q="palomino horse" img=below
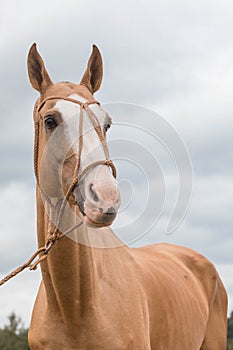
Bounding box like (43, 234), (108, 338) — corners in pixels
(27, 44), (227, 349)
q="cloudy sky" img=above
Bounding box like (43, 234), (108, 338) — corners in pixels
(0, 0), (233, 327)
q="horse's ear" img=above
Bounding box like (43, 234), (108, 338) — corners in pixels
(80, 45), (103, 94)
(27, 43), (52, 93)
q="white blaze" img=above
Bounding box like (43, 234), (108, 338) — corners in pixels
(55, 94), (106, 171)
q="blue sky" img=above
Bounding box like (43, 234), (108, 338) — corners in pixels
(0, 0), (233, 326)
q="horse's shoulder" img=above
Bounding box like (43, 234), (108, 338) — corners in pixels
(136, 243), (215, 271)
(133, 243), (220, 303)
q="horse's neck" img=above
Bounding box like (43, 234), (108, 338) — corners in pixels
(36, 187), (129, 323)
(36, 188), (100, 322)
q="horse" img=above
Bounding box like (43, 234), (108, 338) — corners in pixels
(27, 43), (227, 349)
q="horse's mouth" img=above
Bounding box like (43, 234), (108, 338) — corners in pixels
(83, 215), (114, 227)
(77, 200), (86, 216)
(73, 185), (86, 217)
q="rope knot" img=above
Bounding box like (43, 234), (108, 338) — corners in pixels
(47, 231), (57, 243)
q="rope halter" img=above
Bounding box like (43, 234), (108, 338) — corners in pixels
(33, 96), (117, 266)
(0, 95), (118, 286)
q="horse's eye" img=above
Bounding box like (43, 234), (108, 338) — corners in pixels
(45, 116), (58, 130)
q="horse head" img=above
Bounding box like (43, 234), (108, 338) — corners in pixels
(27, 44), (120, 228)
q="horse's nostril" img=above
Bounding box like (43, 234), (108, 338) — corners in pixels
(107, 207), (116, 214)
(99, 207), (103, 213)
(90, 185), (99, 202)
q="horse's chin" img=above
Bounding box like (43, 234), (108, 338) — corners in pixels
(83, 215), (114, 228)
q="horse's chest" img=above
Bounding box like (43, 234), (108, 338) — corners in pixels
(74, 313), (150, 350)
(38, 324), (149, 350)
(30, 308), (150, 350)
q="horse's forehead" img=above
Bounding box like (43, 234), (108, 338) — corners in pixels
(52, 93), (106, 160)
(55, 94), (86, 122)
(54, 93), (105, 124)
(34, 83), (93, 122)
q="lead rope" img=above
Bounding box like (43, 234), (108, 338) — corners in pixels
(0, 97), (116, 285)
